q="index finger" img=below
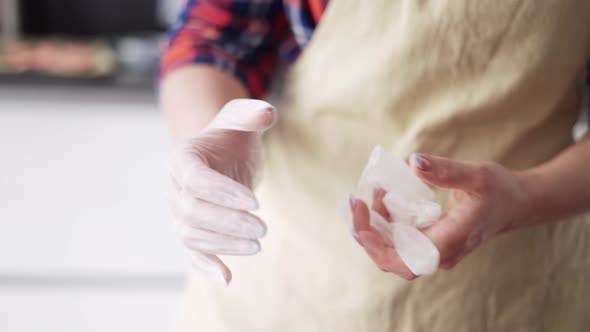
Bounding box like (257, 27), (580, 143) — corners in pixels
(372, 187), (391, 221)
(170, 147), (258, 210)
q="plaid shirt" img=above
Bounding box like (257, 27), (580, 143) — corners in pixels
(161, 0), (327, 98)
(161, 0), (590, 109)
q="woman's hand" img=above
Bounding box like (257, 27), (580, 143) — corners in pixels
(168, 99), (277, 285)
(350, 153), (532, 280)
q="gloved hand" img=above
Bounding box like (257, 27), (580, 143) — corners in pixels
(168, 99), (278, 285)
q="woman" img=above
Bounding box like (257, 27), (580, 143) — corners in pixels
(161, 0), (590, 331)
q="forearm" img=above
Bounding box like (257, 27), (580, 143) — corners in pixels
(160, 65), (250, 142)
(519, 133), (590, 226)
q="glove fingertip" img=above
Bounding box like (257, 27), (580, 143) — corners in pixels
(202, 267), (231, 287)
(190, 253), (232, 287)
(258, 106), (278, 130)
(213, 99), (278, 132)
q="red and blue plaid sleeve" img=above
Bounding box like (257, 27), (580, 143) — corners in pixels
(161, 0), (290, 98)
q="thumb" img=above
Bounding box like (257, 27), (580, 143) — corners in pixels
(410, 153), (488, 193)
(206, 99), (278, 133)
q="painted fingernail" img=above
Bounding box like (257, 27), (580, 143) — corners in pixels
(356, 234), (365, 246)
(349, 194), (357, 209)
(414, 153), (430, 171)
(351, 230), (362, 245)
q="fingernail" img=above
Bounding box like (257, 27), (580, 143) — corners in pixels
(414, 153), (430, 171)
(351, 230), (362, 245)
(349, 194), (357, 209)
(356, 233), (365, 246)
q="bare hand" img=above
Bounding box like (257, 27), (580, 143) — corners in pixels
(351, 153), (530, 280)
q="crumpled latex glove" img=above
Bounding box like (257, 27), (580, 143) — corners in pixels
(168, 99), (277, 286)
(340, 146), (442, 277)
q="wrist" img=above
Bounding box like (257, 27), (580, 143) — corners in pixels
(160, 66), (250, 142)
(512, 169), (548, 229)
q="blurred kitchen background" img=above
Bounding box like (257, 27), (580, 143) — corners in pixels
(0, 0), (188, 331)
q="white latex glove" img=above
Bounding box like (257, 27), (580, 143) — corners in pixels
(168, 99), (277, 285)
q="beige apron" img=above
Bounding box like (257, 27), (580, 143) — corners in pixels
(178, 1), (590, 331)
